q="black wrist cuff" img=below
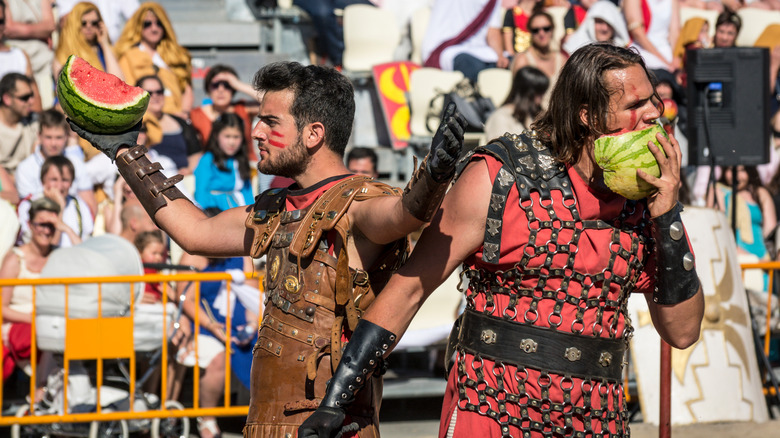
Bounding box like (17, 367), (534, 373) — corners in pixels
(321, 319), (396, 410)
(651, 202), (700, 305)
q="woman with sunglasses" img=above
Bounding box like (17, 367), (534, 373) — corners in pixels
(1, 197), (60, 381)
(190, 64), (259, 161)
(510, 10), (567, 109)
(115, 2), (192, 117)
(54, 2), (124, 80)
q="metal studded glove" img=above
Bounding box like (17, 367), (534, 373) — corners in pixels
(298, 319), (396, 438)
(68, 119), (141, 162)
(427, 102), (467, 183)
(651, 202), (700, 305)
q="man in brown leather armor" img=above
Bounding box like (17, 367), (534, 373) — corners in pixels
(301, 44), (705, 438)
(69, 61), (466, 437)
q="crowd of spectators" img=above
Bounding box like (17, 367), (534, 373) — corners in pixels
(2, 0), (780, 429)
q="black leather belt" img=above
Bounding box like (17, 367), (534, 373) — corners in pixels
(457, 309), (626, 381)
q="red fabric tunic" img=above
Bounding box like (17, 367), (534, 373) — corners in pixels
(439, 153), (656, 437)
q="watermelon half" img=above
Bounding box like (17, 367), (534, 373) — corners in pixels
(594, 123), (668, 200)
(57, 55), (149, 134)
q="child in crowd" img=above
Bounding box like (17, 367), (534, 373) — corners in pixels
(135, 230), (166, 304)
(194, 113), (254, 211)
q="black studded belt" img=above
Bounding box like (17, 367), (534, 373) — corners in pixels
(457, 309), (626, 381)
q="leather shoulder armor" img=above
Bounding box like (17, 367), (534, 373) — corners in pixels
(245, 187), (288, 258)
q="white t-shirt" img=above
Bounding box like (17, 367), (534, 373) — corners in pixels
(15, 146), (93, 200)
(0, 47), (29, 79)
(421, 0), (503, 71)
(56, 0), (140, 43)
(18, 194), (94, 247)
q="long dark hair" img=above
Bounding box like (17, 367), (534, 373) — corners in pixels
(532, 43), (659, 165)
(503, 66), (549, 126)
(720, 166), (766, 215)
(205, 113), (250, 180)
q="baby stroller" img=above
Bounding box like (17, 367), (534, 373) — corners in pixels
(10, 234), (189, 438)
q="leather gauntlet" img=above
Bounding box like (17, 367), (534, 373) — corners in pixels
(320, 319), (396, 410)
(402, 156), (450, 222)
(651, 202), (700, 305)
(116, 145), (186, 222)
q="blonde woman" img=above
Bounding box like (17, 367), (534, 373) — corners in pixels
(53, 1), (124, 80)
(114, 2), (192, 116)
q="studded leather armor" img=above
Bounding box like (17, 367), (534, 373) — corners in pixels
(243, 176), (409, 438)
(448, 132), (656, 437)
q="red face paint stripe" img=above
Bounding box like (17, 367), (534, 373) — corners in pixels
(268, 139), (286, 148)
(271, 130), (284, 138)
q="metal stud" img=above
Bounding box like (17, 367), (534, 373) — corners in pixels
(683, 252), (695, 271)
(669, 221), (684, 241)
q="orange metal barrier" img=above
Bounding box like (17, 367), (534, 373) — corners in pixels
(739, 261), (780, 360)
(0, 271), (262, 427)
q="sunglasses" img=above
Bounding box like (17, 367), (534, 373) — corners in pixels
(146, 88), (165, 97)
(81, 19), (100, 27)
(31, 222), (56, 231)
(14, 93), (34, 102)
(530, 25), (553, 35)
(209, 80), (233, 91)
(142, 19), (162, 29)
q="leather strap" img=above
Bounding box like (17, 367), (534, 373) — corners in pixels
(116, 145), (185, 222)
(245, 188), (287, 258)
(457, 309), (626, 381)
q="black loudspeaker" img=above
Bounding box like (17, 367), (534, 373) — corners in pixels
(685, 47), (770, 167)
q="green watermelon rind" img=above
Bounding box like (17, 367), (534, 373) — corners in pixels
(594, 124), (669, 200)
(57, 55), (149, 134)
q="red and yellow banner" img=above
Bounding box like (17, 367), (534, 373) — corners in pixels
(372, 61), (420, 150)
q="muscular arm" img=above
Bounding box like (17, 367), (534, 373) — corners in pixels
(360, 160), (490, 343)
(645, 284), (704, 349)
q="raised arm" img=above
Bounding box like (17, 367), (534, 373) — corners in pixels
(298, 159), (492, 437)
(69, 122), (253, 257)
(349, 103), (466, 244)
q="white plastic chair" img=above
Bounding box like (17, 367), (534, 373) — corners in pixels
(410, 6), (431, 65)
(680, 6), (719, 37)
(736, 7), (780, 47)
(342, 4), (400, 73)
(477, 68), (513, 109)
(408, 68), (465, 138)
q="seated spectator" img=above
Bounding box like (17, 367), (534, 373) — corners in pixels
(562, 1), (630, 56)
(135, 229), (167, 303)
(3, 0), (55, 109)
(15, 109), (96, 215)
(624, 0), (679, 73)
(189, 64), (259, 160)
(53, 1), (125, 80)
(713, 10), (741, 48)
(422, 0), (508, 83)
(0, 73), (38, 173)
(173, 209), (259, 438)
(18, 156), (93, 247)
(484, 65), (549, 140)
(0, 166), (18, 205)
(56, 0), (139, 44)
(137, 75), (201, 175)
(194, 114), (253, 211)
(293, 0), (375, 67)
(502, 0), (544, 56)
(346, 146), (378, 178)
(562, 0), (594, 39)
(115, 2), (192, 116)
(1, 197), (58, 380)
(511, 11), (567, 108)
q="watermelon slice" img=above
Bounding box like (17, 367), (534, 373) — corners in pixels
(57, 55), (149, 134)
(594, 123), (669, 200)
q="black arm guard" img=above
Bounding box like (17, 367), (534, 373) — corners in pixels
(651, 202), (700, 305)
(321, 319), (396, 409)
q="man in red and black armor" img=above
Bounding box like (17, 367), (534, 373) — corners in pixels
(300, 44), (704, 438)
(69, 61), (466, 437)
